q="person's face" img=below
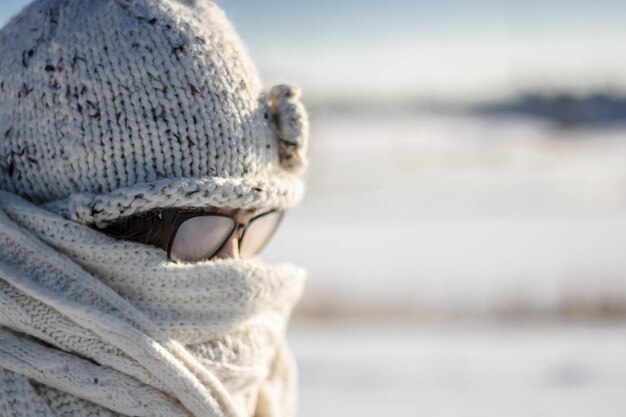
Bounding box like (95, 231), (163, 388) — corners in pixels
(206, 207), (255, 260)
(167, 206), (284, 263)
(98, 206), (280, 263)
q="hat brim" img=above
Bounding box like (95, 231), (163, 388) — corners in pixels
(42, 172), (305, 228)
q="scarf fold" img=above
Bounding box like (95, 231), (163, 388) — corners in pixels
(0, 190), (306, 417)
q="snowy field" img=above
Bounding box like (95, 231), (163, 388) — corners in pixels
(263, 112), (626, 416)
(265, 111), (626, 317)
(289, 320), (626, 417)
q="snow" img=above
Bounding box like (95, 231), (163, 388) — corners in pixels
(263, 111), (626, 316)
(261, 112), (626, 415)
(289, 320), (626, 417)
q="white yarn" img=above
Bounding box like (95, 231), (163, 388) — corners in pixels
(268, 85), (309, 175)
(42, 173), (305, 228)
(0, 0), (309, 227)
(0, 190), (306, 417)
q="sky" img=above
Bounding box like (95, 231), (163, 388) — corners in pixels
(2, 0), (626, 104)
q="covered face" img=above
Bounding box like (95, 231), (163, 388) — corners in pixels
(98, 206), (285, 262)
(0, 0), (310, 416)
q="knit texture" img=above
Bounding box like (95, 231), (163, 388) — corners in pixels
(0, 0), (309, 227)
(0, 190), (306, 417)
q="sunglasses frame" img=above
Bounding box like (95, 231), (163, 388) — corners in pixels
(159, 207), (284, 263)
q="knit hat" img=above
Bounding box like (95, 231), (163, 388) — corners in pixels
(0, 0), (309, 228)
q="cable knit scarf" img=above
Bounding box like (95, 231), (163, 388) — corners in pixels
(0, 190), (306, 417)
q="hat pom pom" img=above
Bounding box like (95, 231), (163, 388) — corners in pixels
(268, 83), (309, 174)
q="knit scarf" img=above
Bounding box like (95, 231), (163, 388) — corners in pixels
(0, 190), (306, 417)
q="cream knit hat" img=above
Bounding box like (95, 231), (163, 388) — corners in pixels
(0, 0), (309, 227)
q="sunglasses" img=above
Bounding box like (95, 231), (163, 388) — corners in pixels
(158, 208), (285, 263)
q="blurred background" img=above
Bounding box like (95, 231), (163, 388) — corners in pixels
(3, 1), (626, 415)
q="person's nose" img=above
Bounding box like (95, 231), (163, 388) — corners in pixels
(213, 226), (243, 260)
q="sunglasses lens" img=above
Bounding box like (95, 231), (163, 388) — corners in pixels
(239, 211), (284, 258)
(170, 216), (236, 262)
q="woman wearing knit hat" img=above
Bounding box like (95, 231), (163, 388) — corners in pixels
(0, 1), (309, 416)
